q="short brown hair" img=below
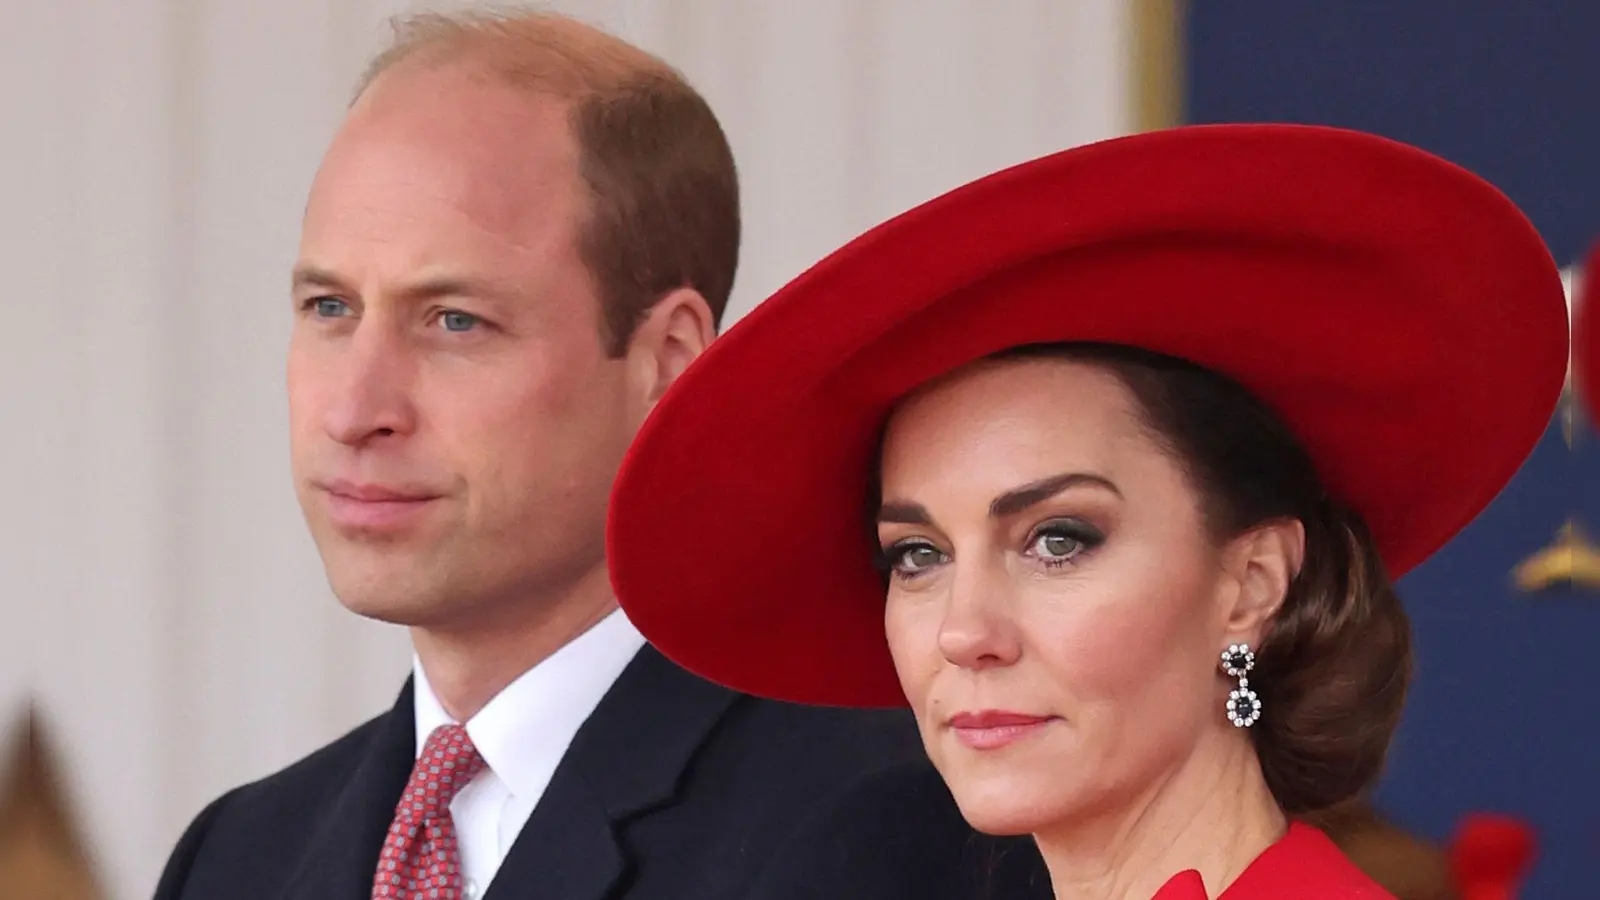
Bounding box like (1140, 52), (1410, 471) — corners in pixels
(355, 8), (740, 355)
(996, 343), (1413, 815)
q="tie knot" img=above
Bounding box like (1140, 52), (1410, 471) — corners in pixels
(394, 724), (488, 824)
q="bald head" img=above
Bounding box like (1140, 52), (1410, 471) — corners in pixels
(349, 8), (740, 350)
(355, 10), (678, 106)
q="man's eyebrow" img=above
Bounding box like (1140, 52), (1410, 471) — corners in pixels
(290, 266), (509, 303)
(291, 264), (347, 293)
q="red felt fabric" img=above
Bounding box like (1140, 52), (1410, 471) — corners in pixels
(606, 123), (1570, 708)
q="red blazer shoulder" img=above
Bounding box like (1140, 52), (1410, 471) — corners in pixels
(1153, 822), (1394, 899)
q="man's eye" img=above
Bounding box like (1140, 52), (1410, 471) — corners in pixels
(439, 311), (479, 332)
(313, 298), (349, 318)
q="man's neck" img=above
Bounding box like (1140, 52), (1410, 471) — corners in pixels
(1033, 730), (1286, 900)
(410, 566), (619, 722)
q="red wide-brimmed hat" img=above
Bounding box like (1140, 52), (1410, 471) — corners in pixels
(607, 123), (1571, 708)
(1577, 239), (1598, 423)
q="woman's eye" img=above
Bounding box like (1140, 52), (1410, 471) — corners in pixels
(1027, 520), (1104, 567)
(439, 311), (479, 332)
(1034, 532), (1084, 560)
(888, 542), (947, 577)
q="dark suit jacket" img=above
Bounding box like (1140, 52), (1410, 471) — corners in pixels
(746, 757), (1055, 900)
(152, 645), (1049, 900)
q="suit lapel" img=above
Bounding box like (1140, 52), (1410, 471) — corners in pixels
(479, 762), (624, 899)
(484, 646), (742, 900)
(279, 679), (417, 900)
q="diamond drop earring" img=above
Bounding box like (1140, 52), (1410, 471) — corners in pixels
(1220, 643), (1261, 728)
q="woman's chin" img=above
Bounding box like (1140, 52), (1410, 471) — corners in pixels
(941, 766), (1069, 837)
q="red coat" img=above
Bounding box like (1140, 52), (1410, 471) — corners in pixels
(1154, 822), (1392, 898)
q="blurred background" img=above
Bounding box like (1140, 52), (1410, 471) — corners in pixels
(2, 2), (1594, 898)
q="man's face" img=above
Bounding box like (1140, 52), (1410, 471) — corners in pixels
(288, 64), (640, 631)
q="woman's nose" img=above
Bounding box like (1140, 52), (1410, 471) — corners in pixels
(936, 561), (1022, 670)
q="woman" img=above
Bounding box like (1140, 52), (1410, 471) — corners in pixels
(604, 124), (1570, 898)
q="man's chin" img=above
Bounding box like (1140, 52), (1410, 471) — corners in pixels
(324, 564), (452, 628)
(333, 591), (440, 628)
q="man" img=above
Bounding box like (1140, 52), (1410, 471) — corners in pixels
(152, 9), (1047, 900)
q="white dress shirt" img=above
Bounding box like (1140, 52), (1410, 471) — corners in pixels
(412, 609), (647, 900)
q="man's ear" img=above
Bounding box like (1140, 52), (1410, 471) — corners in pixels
(1218, 518), (1305, 646)
(626, 287), (716, 404)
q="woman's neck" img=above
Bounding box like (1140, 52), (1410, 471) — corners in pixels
(1033, 732), (1286, 900)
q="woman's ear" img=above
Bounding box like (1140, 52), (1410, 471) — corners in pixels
(1219, 519), (1305, 644)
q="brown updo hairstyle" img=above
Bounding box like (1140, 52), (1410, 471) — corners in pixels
(991, 342), (1413, 815)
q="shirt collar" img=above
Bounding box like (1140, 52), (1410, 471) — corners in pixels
(412, 609), (647, 803)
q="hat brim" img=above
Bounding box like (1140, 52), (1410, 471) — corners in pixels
(607, 123), (1570, 708)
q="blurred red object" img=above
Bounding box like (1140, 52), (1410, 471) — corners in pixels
(1576, 237), (1597, 423)
(1448, 813), (1537, 900)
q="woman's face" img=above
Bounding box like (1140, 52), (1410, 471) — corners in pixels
(877, 356), (1257, 836)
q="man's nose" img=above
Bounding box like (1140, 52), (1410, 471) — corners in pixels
(321, 324), (417, 447)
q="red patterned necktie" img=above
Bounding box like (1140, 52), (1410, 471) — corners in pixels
(372, 723), (489, 900)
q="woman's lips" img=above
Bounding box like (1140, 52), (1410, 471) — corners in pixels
(947, 710), (1057, 750)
